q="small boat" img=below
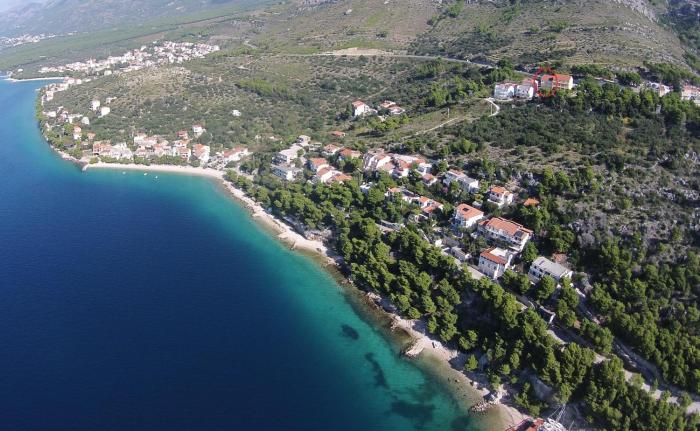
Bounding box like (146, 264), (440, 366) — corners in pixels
(154, 176), (158, 179)
(122, 171), (125, 174)
(144, 173), (148, 176)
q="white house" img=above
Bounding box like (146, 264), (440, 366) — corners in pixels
(478, 247), (513, 280)
(516, 82), (535, 100)
(232, 109), (242, 117)
(494, 83), (518, 100)
(297, 135), (311, 146)
(154, 143), (172, 158)
(363, 151), (392, 172)
(323, 144), (341, 156)
(682, 85), (700, 104)
(307, 157), (330, 173)
(193, 143), (210, 164)
(444, 169), (479, 193)
(109, 142), (133, 160)
(487, 186), (514, 207)
(422, 173), (438, 187)
(477, 217), (533, 252)
(352, 100), (370, 117)
(99, 106), (111, 117)
(176, 146), (192, 162)
(272, 164), (300, 181)
(192, 124), (205, 138)
(91, 100), (101, 111)
(72, 126), (82, 141)
(540, 74), (574, 91)
(417, 196), (444, 218)
(646, 82), (671, 97)
(314, 167), (337, 183)
(134, 133), (158, 147)
(222, 147), (249, 163)
(528, 257), (573, 284)
(453, 203), (485, 229)
(81, 116), (90, 126)
(274, 145), (303, 164)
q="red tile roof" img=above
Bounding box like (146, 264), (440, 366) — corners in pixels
(455, 203), (484, 220)
(490, 186), (510, 195)
(480, 247), (507, 265)
(481, 217), (533, 237)
(309, 157), (328, 166)
(523, 198), (540, 207)
(330, 173), (351, 183)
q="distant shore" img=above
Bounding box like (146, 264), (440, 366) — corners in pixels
(5, 76), (68, 82)
(83, 161), (528, 429)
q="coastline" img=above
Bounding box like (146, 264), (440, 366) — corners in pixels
(82, 161), (528, 429)
(5, 76), (68, 82)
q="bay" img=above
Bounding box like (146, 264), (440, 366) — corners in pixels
(0, 79), (481, 431)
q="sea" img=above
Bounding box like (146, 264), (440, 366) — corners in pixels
(0, 78), (484, 431)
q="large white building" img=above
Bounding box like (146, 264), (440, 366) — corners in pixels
(363, 151), (393, 172)
(274, 145), (303, 165)
(528, 257), (573, 284)
(443, 169), (479, 193)
(478, 217), (533, 252)
(352, 100), (370, 117)
(272, 164), (300, 181)
(540, 74), (574, 91)
(494, 83), (518, 100)
(516, 82), (535, 100)
(193, 143), (210, 164)
(453, 203), (484, 229)
(478, 247), (513, 279)
(487, 186), (514, 207)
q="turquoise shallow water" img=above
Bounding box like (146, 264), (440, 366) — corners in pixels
(0, 79), (481, 430)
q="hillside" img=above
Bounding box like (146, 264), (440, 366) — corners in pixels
(2, 0), (698, 74)
(28, 0), (700, 427)
(410, 0), (686, 67)
(0, 0), (248, 37)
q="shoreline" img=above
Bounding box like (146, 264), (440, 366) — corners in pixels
(79, 160), (528, 429)
(5, 76), (68, 82)
(84, 162), (333, 260)
(80, 161), (529, 430)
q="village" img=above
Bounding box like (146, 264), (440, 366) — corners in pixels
(39, 67), (698, 320)
(37, 41), (220, 77)
(0, 33), (56, 50)
(39, 80), (579, 318)
(35, 51), (700, 430)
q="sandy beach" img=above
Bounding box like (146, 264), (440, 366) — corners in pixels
(83, 161), (528, 429)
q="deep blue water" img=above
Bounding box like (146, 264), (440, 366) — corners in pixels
(0, 79), (481, 430)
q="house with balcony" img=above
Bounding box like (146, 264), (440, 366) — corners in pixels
(453, 203), (484, 229)
(477, 217), (533, 252)
(487, 186), (514, 207)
